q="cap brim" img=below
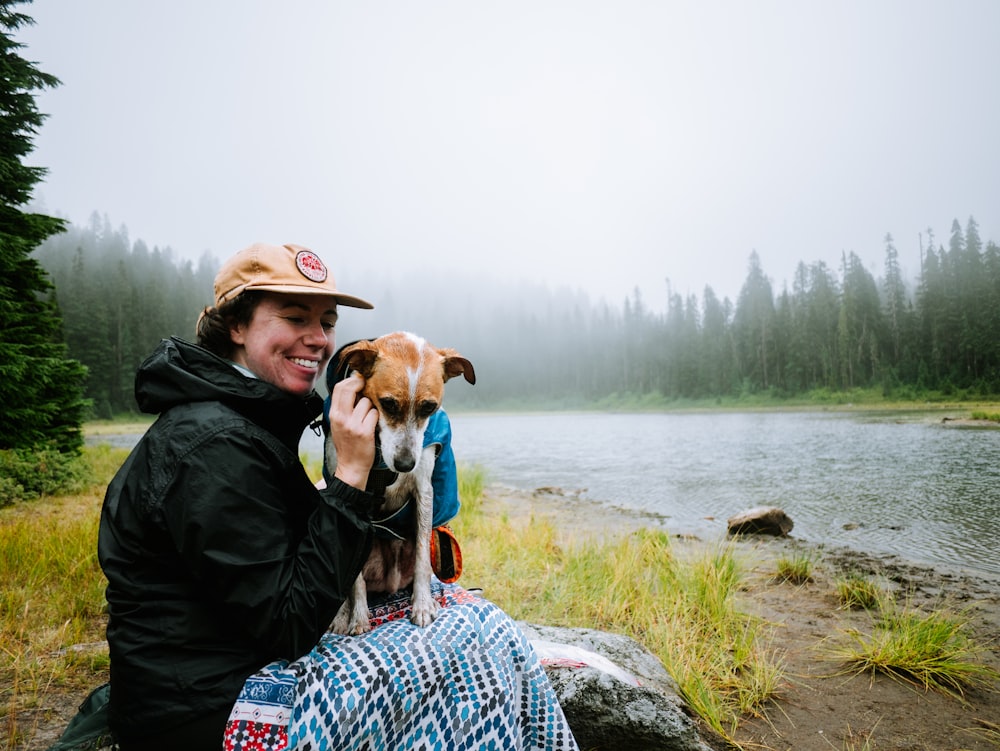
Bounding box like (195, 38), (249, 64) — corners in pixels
(246, 283), (374, 309)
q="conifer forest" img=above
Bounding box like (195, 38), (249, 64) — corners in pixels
(33, 213), (999, 416)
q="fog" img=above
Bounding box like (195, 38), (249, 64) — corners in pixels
(20, 1), (1000, 311)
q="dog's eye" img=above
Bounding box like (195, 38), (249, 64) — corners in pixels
(379, 397), (401, 418)
(417, 400), (439, 419)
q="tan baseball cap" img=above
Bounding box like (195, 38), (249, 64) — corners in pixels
(214, 242), (374, 309)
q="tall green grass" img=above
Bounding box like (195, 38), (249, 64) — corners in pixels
(1, 445), (122, 749)
(827, 589), (999, 699)
(453, 465), (782, 740)
(9, 452), (993, 750)
(971, 410), (1000, 423)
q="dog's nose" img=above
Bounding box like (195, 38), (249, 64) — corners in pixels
(393, 454), (416, 473)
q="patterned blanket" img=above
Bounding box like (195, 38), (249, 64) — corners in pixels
(224, 582), (578, 751)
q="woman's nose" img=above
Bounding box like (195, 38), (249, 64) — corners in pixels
(303, 320), (329, 346)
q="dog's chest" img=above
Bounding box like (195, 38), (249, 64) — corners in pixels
(377, 471), (419, 514)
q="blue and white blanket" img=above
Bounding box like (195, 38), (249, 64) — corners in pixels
(225, 582), (578, 751)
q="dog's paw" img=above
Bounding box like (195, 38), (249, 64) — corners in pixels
(410, 597), (439, 628)
(348, 618), (372, 635)
(332, 608), (372, 636)
(330, 610), (352, 635)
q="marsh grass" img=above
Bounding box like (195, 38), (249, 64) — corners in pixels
(836, 573), (883, 610)
(453, 467), (783, 740)
(964, 719), (1000, 748)
(0, 445), (123, 749)
(822, 721), (879, 751)
(8, 451), (994, 750)
(774, 551), (814, 584)
(970, 410), (1000, 423)
(827, 590), (999, 698)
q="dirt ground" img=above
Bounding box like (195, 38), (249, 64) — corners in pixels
(492, 484), (1000, 751)
(12, 485), (1000, 751)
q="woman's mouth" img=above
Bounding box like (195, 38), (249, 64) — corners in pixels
(289, 357), (319, 370)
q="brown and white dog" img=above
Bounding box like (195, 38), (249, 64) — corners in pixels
(327, 331), (475, 634)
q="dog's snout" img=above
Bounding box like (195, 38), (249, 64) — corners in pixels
(393, 454), (417, 473)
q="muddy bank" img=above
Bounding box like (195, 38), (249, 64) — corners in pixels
(483, 482), (1000, 751)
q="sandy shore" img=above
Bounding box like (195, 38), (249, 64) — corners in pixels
(482, 481), (1000, 751)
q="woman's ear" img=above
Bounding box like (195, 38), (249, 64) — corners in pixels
(229, 320), (247, 346)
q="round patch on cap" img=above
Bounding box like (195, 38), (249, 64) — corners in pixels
(295, 249), (328, 283)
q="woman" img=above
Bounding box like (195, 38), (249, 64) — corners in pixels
(96, 241), (578, 751)
(98, 242), (379, 750)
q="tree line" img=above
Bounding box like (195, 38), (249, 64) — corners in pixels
(33, 216), (216, 418)
(32, 214), (999, 416)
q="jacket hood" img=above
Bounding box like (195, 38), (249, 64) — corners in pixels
(135, 337), (323, 441)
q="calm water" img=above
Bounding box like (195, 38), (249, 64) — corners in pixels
(304, 410), (1000, 574)
(101, 410), (1000, 575)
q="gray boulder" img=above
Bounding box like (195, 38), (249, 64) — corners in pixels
(519, 623), (719, 751)
(727, 506), (793, 536)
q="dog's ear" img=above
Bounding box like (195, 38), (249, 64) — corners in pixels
(338, 340), (379, 379)
(439, 349), (476, 385)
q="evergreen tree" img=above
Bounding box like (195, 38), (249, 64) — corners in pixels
(881, 233), (909, 375)
(699, 285), (734, 396)
(0, 2), (88, 452)
(837, 252), (882, 388)
(733, 251), (776, 392)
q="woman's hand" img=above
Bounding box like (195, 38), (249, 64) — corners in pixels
(327, 372), (378, 490)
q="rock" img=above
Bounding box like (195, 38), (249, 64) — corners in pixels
(533, 486), (586, 498)
(519, 623), (718, 751)
(727, 506), (793, 536)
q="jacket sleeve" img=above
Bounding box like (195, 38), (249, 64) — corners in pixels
(160, 423), (374, 660)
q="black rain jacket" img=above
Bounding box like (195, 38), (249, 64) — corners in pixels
(98, 337), (375, 742)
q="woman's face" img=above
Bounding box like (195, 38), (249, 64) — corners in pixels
(229, 293), (338, 396)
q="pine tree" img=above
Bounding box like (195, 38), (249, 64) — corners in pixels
(0, 2), (88, 452)
(733, 251), (776, 392)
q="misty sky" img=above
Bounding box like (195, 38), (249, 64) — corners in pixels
(19, 1), (1000, 310)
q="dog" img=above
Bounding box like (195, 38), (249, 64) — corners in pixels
(327, 331), (475, 634)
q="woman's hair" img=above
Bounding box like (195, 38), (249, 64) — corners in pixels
(196, 291), (263, 358)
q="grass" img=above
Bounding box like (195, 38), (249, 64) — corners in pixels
(971, 410), (1000, 423)
(964, 719), (1000, 748)
(0, 445), (122, 750)
(835, 573), (884, 610)
(826, 588), (999, 699)
(774, 551), (815, 585)
(821, 721), (879, 751)
(453, 465), (783, 741)
(4, 448), (996, 750)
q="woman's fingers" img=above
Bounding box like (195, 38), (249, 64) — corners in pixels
(328, 373), (377, 489)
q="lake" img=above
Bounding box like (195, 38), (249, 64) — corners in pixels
(96, 410), (1000, 575)
(306, 410), (1000, 575)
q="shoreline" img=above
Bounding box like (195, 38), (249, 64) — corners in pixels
(482, 481), (1000, 750)
(484, 481), (1000, 583)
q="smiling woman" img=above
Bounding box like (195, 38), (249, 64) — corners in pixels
(52, 241), (579, 751)
(90, 242), (380, 750)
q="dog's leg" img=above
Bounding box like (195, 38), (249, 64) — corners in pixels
(332, 573), (371, 635)
(409, 445), (439, 627)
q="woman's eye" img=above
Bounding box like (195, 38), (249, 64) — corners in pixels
(321, 320), (336, 331)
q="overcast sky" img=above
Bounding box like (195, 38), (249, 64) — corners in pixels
(19, 1), (1000, 310)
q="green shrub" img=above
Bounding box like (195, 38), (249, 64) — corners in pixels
(0, 447), (90, 506)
